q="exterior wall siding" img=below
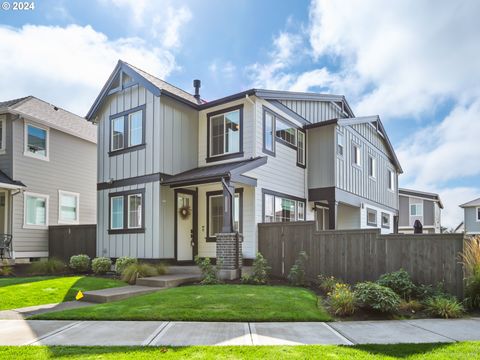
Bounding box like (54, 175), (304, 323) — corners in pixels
(307, 125), (335, 188)
(279, 99), (345, 123)
(360, 203), (395, 234)
(464, 207), (480, 234)
(11, 118), (96, 257)
(0, 114), (13, 177)
(399, 194), (440, 232)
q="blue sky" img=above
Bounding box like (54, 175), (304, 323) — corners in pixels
(0, 0), (479, 227)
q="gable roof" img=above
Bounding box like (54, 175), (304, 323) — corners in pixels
(1, 96), (96, 143)
(399, 188), (443, 208)
(460, 197), (480, 208)
(305, 116), (403, 173)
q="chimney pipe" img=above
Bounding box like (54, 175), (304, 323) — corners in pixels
(193, 79), (201, 99)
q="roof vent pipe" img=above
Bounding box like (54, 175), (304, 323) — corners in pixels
(193, 79), (201, 99)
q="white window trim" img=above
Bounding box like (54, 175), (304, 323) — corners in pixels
(58, 190), (80, 224)
(368, 156), (377, 179)
(410, 203), (424, 217)
(366, 208), (377, 227)
(110, 196), (124, 230)
(476, 207), (480, 222)
(387, 169), (395, 192)
(24, 122), (49, 161)
(23, 191), (49, 229)
(127, 193), (143, 229)
(352, 143), (361, 166)
(0, 115), (6, 154)
(336, 131), (344, 157)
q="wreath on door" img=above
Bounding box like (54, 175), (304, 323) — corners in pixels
(179, 205), (191, 220)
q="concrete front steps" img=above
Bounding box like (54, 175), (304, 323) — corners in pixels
(82, 269), (202, 303)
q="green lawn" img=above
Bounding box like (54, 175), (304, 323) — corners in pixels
(0, 276), (126, 311)
(31, 285), (331, 322)
(1, 343), (480, 359)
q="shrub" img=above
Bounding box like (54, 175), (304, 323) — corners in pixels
(318, 274), (342, 294)
(459, 235), (480, 276)
(0, 260), (13, 276)
(399, 299), (424, 314)
(328, 283), (356, 316)
(377, 269), (415, 299)
(425, 296), (464, 319)
(121, 263), (158, 285)
(287, 251), (308, 286)
(28, 258), (66, 275)
(241, 252), (270, 285)
(91, 257), (112, 275)
(115, 256), (137, 275)
(464, 267), (480, 309)
(413, 282), (447, 301)
(69, 254), (91, 273)
(354, 281), (401, 313)
(156, 263), (168, 276)
(195, 256), (220, 285)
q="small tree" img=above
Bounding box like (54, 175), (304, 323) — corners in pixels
(241, 252), (271, 284)
(195, 256), (220, 285)
(288, 251), (308, 286)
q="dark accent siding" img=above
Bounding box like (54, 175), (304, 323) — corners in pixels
(424, 200), (435, 226)
(97, 173), (164, 190)
(399, 196), (410, 226)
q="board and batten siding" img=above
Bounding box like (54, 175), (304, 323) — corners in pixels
(11, 118), (96, 256)
(279, 99), (345, 123)
(0, 114), (14, 178)
(335, 124), (398, 211)
(307, 125), (335, 189)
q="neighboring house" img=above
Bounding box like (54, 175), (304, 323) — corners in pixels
(86, 60), (402, 263)
(0, 96), (97, 261)
(460, 197), (480, 235)
(454, 222), (464, 233)
(398, 188), (443, 234)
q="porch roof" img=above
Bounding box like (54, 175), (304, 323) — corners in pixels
(0, 170), (25, 189)
(162, 156), (267, 188)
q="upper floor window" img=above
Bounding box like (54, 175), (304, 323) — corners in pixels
(263, 110), (275, 155)
(263, 191), (305, 223)
(110, 105), (145, 155)
(275, 119), (296, 147)
(477, 207), (480, 221)
(337, 132), (344, 156)
(352, 143), (361, 166)
(207, 105), (243, 162)
(297, 130), (306, 166)
(368, 156), (376, 178)
(410, 203), (423, 216)
(0, 115), (6, 153)
(387, 169), (395, 191)
(25, 123), (49, 160)
(58, 190), (79, 224)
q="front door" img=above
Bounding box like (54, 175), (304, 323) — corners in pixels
(175, 190), (196, 261)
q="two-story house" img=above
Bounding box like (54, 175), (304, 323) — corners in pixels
(398, 188), (443, 234)
(87, 60), (402, 263)
(460, 197), (480, 235)
(0, 96), (97, 261)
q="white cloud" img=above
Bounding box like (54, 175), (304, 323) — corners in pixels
(154, 6), (192, 48)
(209, 60), (237, 79)
(0, 24), (177, 115)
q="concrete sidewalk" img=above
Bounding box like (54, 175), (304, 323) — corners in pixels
(0, 318), (479, 346)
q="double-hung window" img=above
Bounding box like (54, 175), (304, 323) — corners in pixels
(208, 106), (242, 161)
(0, 115), (6, 153)
(263, 191), (306, 223)
(58, 190), (79, 224)
(207, 189), (242, 241)
(110, 106), (145, 154)
(25, 123), (48, 160)
(24, 192), (49, 228)
(109, 190), (144, 233)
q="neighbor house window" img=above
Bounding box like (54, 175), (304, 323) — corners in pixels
(388, 169), (395, 190)
(275, 119), (296, 146)
(0, 115), (6, 153)
(263, 110), (275, 155)
(58, 190), (79, 224)
(25, 123), (48, 160)
(477, 207), (480, 221)
(110, 106), (145, 154)
(109, 189), (145, 233)
(337, 132), (344, 156)
(206, 190), (242, 241)
(208, 106), (242, 160)
(297, 130), (306, 166)
(367, 208), (377, 226)
(410, 203), (423, 216)
(381, 212), (390, 229)
(368, 156), (376, 178)
(352, 144), (361, 166)
(263, 191), (305, 223)
(24, 192), (49, 227)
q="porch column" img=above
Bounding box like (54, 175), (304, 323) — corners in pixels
(328, 200), (338, 230)
(221, 178), (234, 233)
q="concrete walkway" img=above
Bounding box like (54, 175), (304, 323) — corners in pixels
(0, 318), (479, 346)
(0, 301), (96, 320)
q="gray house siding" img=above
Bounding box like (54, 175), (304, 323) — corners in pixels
(335, 123), (398, 210)
(464, 207), (480, 234)
(279, 100), (345, 123)
(307, 125), (335, 189)
(399, 196), (409, 226)
(0, 114), (14, 178)
(424, 200), (434, 226)
(11, 118), (96, 256)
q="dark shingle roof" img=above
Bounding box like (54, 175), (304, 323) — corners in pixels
(0, 170), (25, 188)
(0, 96), (31, 109)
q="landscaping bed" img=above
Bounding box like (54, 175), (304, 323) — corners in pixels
(1, 342), (480, 359)
(30, 285), (331, 322)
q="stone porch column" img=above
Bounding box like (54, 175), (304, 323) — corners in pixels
(216, 232), (243, 280)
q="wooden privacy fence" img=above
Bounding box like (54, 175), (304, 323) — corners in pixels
(49, 225), (96, 263)
(258, 222), (465, 298)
